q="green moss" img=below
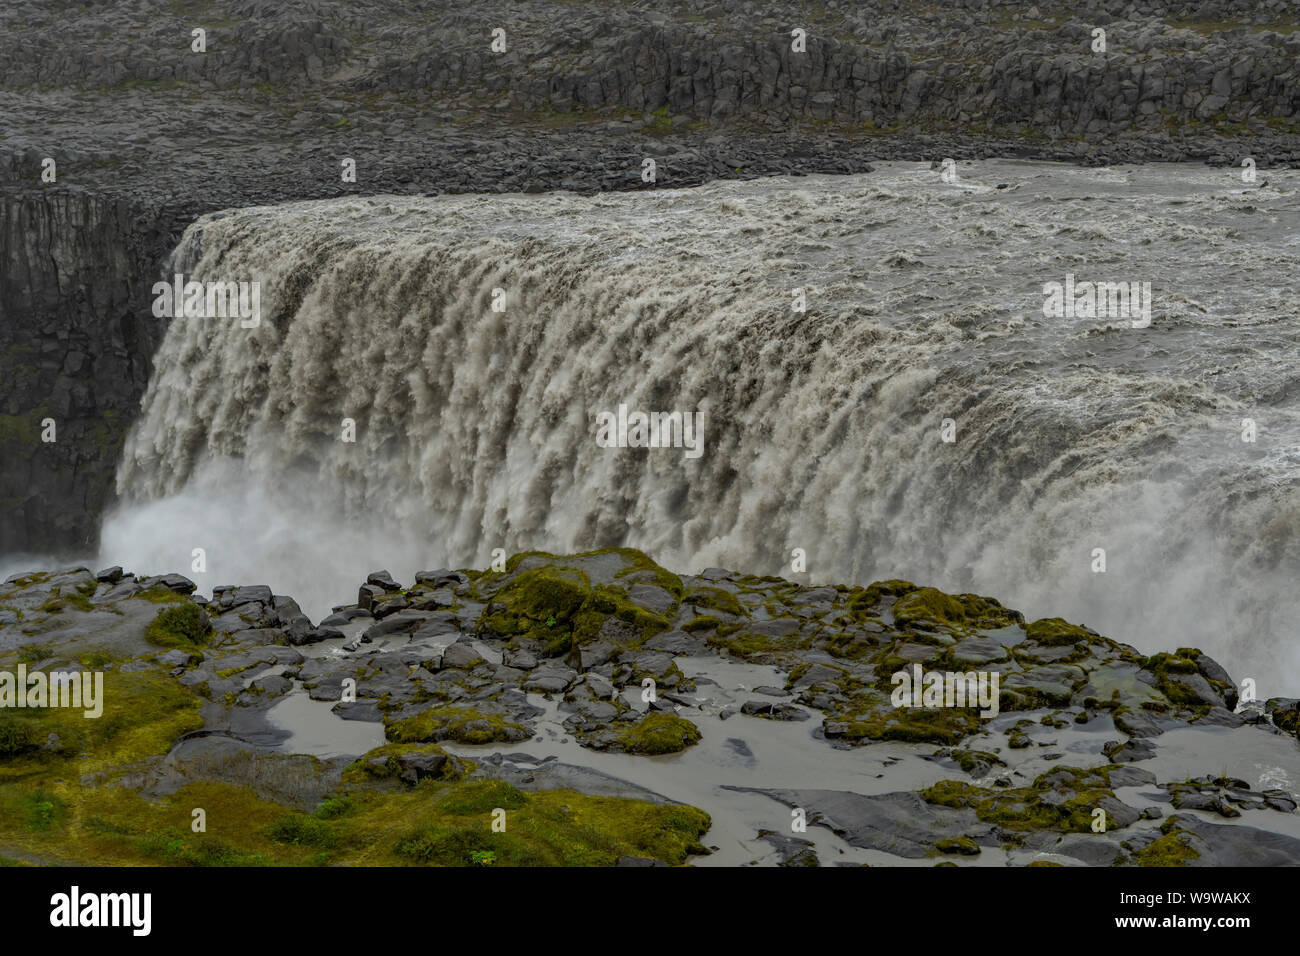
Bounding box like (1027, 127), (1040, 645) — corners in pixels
(0, 715), (40, 757)
(834, 702), (982, 746)
(19, 788), (66, 831)
(341, 743), (463, 784)
(892, 587), (1019, 632)
(0, 405), (50, 447)
(312, 795), (358, 820)
(480, 556), (673, 653)
(951, 749), (1006, 774)
(1144, 649), (1213, 713)
(1025, 618), (1092, 646)
(145, 602), (211, 649)
(611, 550), (684, 598)
(265, 814), (340, 849)
(1133, 820), (1200, 867)
(2, 571), (49, 590)
(436, 780), (528, 814)
(483, 568), (589, 635)
(709, 630), (776, 657)
(855, 579), (916, 607)
(824, 627), (887, 660)
(384, 706), (527, 745)
(392, 786), (709, 866)
(935, 836), (980, 855)
(136, 586), (191, 605)
(16, 643), (54, 665)
(682, 587), (742, 617)
(682, 615), (723, 633)
(922, 766), (1126, 834)
(38, 586), (95, 614)
(0, 666), (203, 783)
(581, 584), (671, 642)
(617, 713), (701, 755)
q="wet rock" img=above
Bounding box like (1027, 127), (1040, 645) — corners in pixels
(1051, 834), (1124, 866)
(157, 648), (202, 667)
(725, 787), (990, 860)
(144, 573), (196, 594)
(415, 569), (468, 588)
(1165, 671), (1226, 709)
(321, 608), (372, 626)
(230, 585), (273, 606)
(366, 570), (401, 591)
(1113, 708), (1166, 738)
(1103, 738), (1157, 763)
(949, 636), (1008, 665)
(292, 626), (344, 646)
(412, 616), (460, 640)
(503, 648), (539, 670)
(697, 568), (734, 582)
(333, 700), (383, 722)
(1193, 706), (1244, 728)
(756, 829), (819, 866)
(357, 584), (385, 611)
(411, 588), (456, 610)
(249, 674), (292, 698)
(397, 748), (449, 782)
(643, 629), (708, 655)
(374, 595), (410, 618)
(740, 700), (810, 721)
(627, 583), (676, 616)
(364, 609), (434, 640)
(440, 640), (485, 671)
(1165, 814), (1300, 866)
(524, 663), (578, 693)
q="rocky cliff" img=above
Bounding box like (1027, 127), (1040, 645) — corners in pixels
(0, 187), (173, 553)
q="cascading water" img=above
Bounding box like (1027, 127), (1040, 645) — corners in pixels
(102, 161), (1300, 691)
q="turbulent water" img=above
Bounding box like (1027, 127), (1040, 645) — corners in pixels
(102, 160), (1300, 690)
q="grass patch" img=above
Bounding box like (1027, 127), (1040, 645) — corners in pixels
(145, 602), (211, 650)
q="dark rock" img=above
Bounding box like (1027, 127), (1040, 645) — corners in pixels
(366, 570), (401, 591)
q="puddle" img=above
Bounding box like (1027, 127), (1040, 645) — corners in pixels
(265, 682), (387, 758)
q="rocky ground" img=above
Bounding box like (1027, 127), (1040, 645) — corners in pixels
(4, 0), (1300, 553)
(2, 547), (1299, 866)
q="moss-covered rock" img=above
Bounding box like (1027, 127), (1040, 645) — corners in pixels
(1132, 818), (1201, 867)
(682, 586), (742, 617)
(384, 705), (529, 745)
(922, 765), (1133, 835)
(617, 712), (701, 754)
(935, 836), (980, 855)
(1025, 617), (1092, 646)
(477, 550), (675, 654)
(892, 587), (1021, 632)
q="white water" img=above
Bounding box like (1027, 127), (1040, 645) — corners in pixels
(102, 161), (1300, 691)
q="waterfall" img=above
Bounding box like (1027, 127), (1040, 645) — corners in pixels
(102, 164), (1300, 690)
